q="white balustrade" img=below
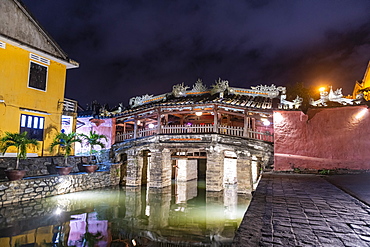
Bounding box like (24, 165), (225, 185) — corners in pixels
(218, 125), (244, 137)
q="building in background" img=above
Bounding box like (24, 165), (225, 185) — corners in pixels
(353, 61), (370, 100)
(0, 0), (79, 156)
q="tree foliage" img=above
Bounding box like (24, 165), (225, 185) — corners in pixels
(286, 82), (319, 113)
(0, 132), (39, 169)
(50, 132), (82, 166)
(80, 131), (107, 163)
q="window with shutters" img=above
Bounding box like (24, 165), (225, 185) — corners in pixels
(28, 61), (48, 91)
(20, 114), (44, 141)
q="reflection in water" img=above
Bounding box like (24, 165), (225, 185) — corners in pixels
(0, 180), (251, 246)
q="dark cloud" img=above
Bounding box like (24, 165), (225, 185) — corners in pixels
(23, 0), (370, 107)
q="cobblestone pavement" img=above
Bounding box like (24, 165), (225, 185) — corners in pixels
(325, 173), (370, 206)
(232, 173), (370, 246)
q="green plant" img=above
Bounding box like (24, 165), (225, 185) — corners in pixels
(82, 231), (103, 247)
(0, 131), (39, 169)
(80, 131), (107, 163)
(293, 168), (301, 173)
(50, 132), (82, 166)
(319, 169), (330, 175)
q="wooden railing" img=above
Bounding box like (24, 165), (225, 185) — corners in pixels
(115, 124), (273, 143)
(218, 125), (244, 137)
(116, 131), (135, 142)
(138, 129), (156, 138)
(161, 124), (214, 134)
(248, 130), (274, 142)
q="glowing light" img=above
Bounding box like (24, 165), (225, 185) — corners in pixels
(132, 239), (137, 246)
(355, 108), (368, 120)
(186, 122), (192, 126)
(261, 118), (270, 126)
(273, 112), (284, 123)
(195, 112), (203, 116)
(55, 208), (63, 215)
(319, 87), (326, 92)
(148, 123), (155, 128)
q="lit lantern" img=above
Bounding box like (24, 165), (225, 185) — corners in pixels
(261, 118), (270, 126)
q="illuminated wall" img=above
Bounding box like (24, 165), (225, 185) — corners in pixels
(274, 106), (370, 170)
(0, 39), (72, 156)
(75, 117), (115, 156)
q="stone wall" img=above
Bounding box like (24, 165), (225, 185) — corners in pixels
(274, 105), (370, 171)
(0, 164), (121, 207)
(0, 156), (105, 179)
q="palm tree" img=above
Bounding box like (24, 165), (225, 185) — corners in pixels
(0, 131), (39, 170)
(80, 131), (107, 163)
(50, 132), (82, 166)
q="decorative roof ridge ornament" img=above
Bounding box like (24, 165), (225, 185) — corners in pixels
(251, 84), (286, 98)
(129, 93), (167, 108)
(129, 94), (154, 108)
(279, 95), (303, 110)
(189, 79), (208, 93)
(172, 82), (189, 97)
(229, 84), (286, 98)
(310, 86), (356, 107)
(211, 78), (229, 95)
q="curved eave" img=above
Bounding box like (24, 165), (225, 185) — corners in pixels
(112, 95), (274, 119)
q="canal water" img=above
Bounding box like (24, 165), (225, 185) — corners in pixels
(0, 180), (251, 247)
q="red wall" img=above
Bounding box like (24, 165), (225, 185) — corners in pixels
(274, 105), (370, 171)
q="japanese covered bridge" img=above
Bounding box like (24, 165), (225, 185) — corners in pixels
(81, 79), (297, 193)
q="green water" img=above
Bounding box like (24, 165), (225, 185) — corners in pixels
(0, 180), (251, 246)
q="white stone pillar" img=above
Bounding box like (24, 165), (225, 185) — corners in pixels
(176, 158), (197, 182)
(223, 157), (237, 185)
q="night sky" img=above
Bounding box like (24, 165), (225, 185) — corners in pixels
(22, 0), (370, 109)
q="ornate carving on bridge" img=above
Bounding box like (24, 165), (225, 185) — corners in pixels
(172, 83), (189, 97)
(251, 84), (286, 98)
(190, 79), (208, 93)
(99, 103), (125, 117)
(211, 78), (230, 95)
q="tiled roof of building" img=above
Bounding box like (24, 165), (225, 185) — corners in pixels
(78, 80), (286, 118)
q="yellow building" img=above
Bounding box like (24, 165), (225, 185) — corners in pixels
(353, 61), (370, 100)
(0, 0), (79, 156)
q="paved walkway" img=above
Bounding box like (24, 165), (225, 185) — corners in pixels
(232, 173), (370, 246)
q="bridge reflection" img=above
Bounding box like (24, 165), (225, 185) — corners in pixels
(0, 180), (251, 246)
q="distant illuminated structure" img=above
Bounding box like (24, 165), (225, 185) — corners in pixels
(353, 61), (370, 100)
